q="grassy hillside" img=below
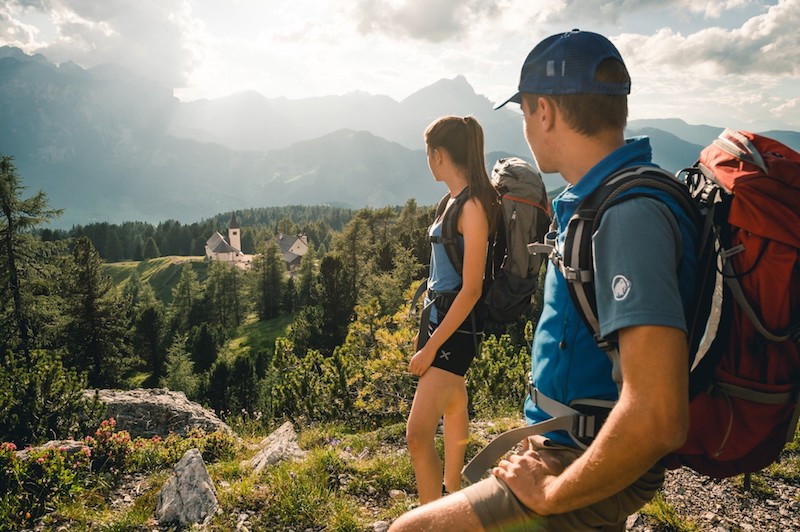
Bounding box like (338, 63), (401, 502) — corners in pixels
(103, 256), (208, 303)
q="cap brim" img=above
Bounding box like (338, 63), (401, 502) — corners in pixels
(493, 91), (521, 110)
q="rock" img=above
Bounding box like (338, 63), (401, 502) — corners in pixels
(155, 448), (217, 527)
(389, 489), (407, 500)
(371, 521), (390, 532)
(14, 439), (89, 461)
(85, 388), (233, 439)
(244, 421), (308, 474)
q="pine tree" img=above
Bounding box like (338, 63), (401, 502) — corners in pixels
(122, 274), (165, 376)
(142, 236), (160, 260)
(295, 244), (317, 308)
(204, 261), (245, 329)
(170, 266), (203, 335)
(104, 230), (124, 262)
(160, 337), (198, 399)
(187, 323), (219, 372)
(252, 240), (285, 320)
(61, 237), (133, 388)
(317, 254), (355, 352)
(0, 155), (62, 358)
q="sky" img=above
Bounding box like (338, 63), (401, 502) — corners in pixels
(0, 0), (798, 131)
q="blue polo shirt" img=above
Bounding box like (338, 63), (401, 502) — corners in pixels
(524, 137), (698, 446)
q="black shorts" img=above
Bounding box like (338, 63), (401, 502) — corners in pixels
(428, 320), (482, 377)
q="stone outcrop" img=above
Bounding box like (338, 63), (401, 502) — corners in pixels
(155, 448), (218, 527)
(245, 421), (308, 474)
(85, 388), (232, 439)
(14, 439), (89, 461)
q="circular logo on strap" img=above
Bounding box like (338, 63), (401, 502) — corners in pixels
(612, 275), (632, 301)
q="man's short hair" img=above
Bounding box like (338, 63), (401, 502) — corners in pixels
(523, 58), (630, 135)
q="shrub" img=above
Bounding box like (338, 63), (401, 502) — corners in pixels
(0, 349), (104, 447)
(84, 418), (131, 473)
(467, 333), (530, 418)
(0, 441), (92, 528)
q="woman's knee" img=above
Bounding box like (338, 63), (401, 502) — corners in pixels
(406, 420), (436, 455)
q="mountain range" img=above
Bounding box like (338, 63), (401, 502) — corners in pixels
(1, 46), (797, 227)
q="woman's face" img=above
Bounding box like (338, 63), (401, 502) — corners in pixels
(427, 145), (443, 182)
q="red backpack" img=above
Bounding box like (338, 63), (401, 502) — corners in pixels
(663, 129), (800, 477)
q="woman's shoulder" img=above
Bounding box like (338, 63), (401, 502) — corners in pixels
(458, 196), (490, 235)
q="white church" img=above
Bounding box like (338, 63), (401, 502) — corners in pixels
(205, 213), (309, 271)
(204, 213), (253, 270)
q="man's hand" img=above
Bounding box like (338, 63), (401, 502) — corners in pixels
(492, 449), (564, 515)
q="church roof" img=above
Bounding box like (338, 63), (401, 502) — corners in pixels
(228, 212), (239, 229)
(206, 231), (240, 254)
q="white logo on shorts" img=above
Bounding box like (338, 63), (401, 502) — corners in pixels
(439, 350), (451, 360)
(612, 275), (632, 301)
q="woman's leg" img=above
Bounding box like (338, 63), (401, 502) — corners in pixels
(442, 379), (469, 494)
(406, 367), (465, 504)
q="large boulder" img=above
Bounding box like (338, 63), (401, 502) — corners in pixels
(85, 388), (232, 439)
(155, 448), (217, 526)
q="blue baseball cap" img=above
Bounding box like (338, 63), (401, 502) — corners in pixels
(495, 29), (630, 109)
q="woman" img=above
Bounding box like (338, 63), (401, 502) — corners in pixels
(407, 115), (498, 504)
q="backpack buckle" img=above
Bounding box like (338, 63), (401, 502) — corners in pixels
(593, 333), (615, 352)
(562, 265), (592, 283)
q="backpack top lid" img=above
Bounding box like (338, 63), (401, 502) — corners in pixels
(700, 129), (800, 249)
(492, 157), (548, 197)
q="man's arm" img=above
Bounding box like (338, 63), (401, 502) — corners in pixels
(493, 323), (689, 515)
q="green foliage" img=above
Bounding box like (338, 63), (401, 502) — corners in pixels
(467, 333), (530, 418)
(0, 350), (104, 446)
(187, 322), (220, 373)
(0, 154), (63, 356)
(204, 261), (247, 329)
(347, 302), (415, 424)
(639, 492), (700, 532)
(160, 337), (199, 400)
(61, 237), (135, 388)
(141, 237), (160, 260)
(169, 264), (204, 328)
(315, 254), (356, 352)
(251, 240), (285, 320)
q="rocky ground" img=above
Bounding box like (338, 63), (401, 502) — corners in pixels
(628, 466), (800, 531)
(93, 464), (800, 532)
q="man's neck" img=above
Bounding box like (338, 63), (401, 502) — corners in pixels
(558, 128), (626, 186)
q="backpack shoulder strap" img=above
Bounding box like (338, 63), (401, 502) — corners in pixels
(557, 166), (699, 382)
(434, 187), (470, 275)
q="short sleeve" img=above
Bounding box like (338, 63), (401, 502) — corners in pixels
(592, 197), (686, 338)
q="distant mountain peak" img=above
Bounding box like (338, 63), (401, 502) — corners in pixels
(0, 45), (49, 65)
(400, 75), (489, 110)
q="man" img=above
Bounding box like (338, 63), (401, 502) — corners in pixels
(390, 29), (697, 531)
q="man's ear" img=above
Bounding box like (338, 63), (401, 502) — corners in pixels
(538, 96), (557, 131)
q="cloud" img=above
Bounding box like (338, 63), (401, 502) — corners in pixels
(1, 0), (201, 86)
(530, 0), (757, 24)
(617, 0), (800, 76)
(354, 0), (503, 42)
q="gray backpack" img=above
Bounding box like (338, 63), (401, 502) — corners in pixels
(483, 157), (551, 322)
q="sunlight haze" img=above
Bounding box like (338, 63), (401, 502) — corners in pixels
(1, 0), (798, 131)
